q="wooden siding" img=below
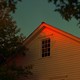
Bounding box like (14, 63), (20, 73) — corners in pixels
(16, 26), (80, 80)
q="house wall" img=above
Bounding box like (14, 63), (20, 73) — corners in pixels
(17, 27), (80, 80)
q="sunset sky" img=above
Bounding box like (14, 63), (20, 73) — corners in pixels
(13, 0), (80, 38)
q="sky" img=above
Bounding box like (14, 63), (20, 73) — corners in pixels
(13, 0), (80, 38)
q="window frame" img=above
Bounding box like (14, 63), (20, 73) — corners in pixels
(42, 38), (50, 57)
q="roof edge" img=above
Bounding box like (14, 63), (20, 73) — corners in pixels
(23, 22), (80, 45)
(45, 22), (80, 41)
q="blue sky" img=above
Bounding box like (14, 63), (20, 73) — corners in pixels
(13, 0), (80, 37)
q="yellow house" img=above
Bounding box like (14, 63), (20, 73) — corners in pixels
(16, 22), (80, 80)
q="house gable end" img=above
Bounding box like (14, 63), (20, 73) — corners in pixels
(24, 22), (80, 45)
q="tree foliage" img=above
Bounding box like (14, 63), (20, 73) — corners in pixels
(0, 0), (25, 63)
(0, 0), (21, 19)
(0, 0), (32, 80)
(0, 64), (32, 80)
(0, 16), (25, 60)
(0, 0), (28, 65)
(48, 0), (80, 24)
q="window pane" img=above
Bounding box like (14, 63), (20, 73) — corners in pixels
(42, 54), (44, 57)
(45, 44), (47, 47)
(45, 53), (47, 57)
(48, 44), (50, 47)
(45, 40), (47, 43)
(42, 45), (44, 48)
(48, 52), (50, 56)
(42, 49), (44, 53)
(48, 48), (50, 52)
(42, 38), (50, 57)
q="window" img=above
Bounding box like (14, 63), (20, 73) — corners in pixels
(42, 38), (50, 57)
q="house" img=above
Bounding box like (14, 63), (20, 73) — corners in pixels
(16, 22), (80, 80)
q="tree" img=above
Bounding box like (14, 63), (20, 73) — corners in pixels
(0, 12), (32, 80)
(0, 0), (32, 80)
(0, 0), (21, 19)
(0, 0), (25, 64)
(48, 0), (80, 24)
(0, 22), (32, 79)
(0, 16), (25, 60)
(0, 64), (32, 80)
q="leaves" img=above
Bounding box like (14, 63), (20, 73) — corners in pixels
(0, 1), (32, 80)
(0, 0), (25, 62)
(0, 16), (25, 58)
(48, 0), (80, 24)
(0, 64), (32, 80)
(0, 0), (22, 19)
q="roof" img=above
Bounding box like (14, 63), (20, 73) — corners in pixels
(23, 22), (80, 45)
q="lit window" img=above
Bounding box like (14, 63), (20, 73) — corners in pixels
(42, 38), (50, 57)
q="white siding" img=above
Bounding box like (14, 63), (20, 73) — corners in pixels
(18, 27), (80, 80)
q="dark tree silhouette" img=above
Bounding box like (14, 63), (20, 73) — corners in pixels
(48, 0), (80, 24)
(0, 0), (24, 61)
(0, 16), (25, 59)
(0, 0), (21, 19)
(0, 64), (32, 80)
(0, 0), (32, 80)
